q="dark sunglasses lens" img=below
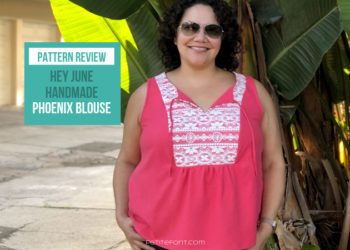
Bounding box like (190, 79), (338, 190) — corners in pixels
(181, 22), (200, 35)
(205, 24), (223, 38)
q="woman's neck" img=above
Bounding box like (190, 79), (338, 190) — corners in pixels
(175, 64), (221, 84)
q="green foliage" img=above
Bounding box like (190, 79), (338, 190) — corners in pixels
(322, 36), (350, 103)
(338, 0), (350, 35)
(50, 0), (164, 121)
(69, 0), (147, 19)
(249, 0), (282, 25)
(260, 0), (343, 100)
(263, 234), (277, 249)
(51, 0), (346, 123)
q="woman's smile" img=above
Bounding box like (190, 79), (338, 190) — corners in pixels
(188, 45), (209, 52)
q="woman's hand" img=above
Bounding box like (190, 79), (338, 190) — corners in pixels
(245, 223), (273, 250)
(116, 214), (155, 250)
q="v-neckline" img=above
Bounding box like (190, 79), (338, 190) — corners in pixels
(164, 71), (238, 113)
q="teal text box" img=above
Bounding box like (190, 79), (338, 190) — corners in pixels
(24, 42), (121, 125)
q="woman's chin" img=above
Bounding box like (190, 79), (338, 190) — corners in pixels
(189, 61), (212, 69)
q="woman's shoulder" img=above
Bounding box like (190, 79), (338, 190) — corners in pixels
(126, 82), (148, 123)
(129, 72), (165, 105)
(249, 77), (275, 116)
(129, 82), (147, 105)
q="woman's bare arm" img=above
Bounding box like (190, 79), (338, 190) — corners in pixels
(251, 80), (286, 249)
(113, 83), (146, 218)
(112, 83), (155, 250)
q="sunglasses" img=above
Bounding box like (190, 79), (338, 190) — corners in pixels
(178, 21), (224, 39)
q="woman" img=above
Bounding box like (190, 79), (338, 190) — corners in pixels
(113, 0), (285, 249)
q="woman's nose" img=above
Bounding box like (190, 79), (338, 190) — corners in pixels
(193, 28), (207, 41)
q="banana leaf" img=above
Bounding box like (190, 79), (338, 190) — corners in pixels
(322, 36), (350, 103)
(68, 0), (173, 21)
(249, 0), (282, 25)
(70, 0), (147, 19)
(338, 0), (350, 35)
(260, 0), (342, 100)
(50, 0), (164, 121)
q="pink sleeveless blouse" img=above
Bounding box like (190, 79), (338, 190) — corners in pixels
(128, 71), (264, 249)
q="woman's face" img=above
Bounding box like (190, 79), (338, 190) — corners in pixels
(175, 4), (222, 69)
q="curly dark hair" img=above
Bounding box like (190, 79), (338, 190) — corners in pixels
(158, 0), (241, 71)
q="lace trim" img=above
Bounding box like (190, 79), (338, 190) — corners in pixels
(155, 72), (246, 167)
